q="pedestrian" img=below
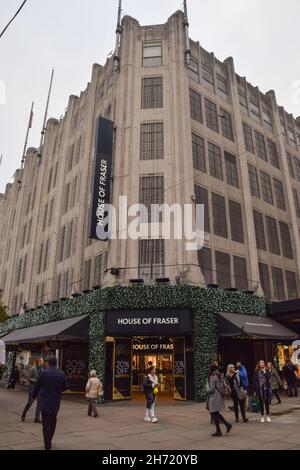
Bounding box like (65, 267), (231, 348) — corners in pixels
(7, 365), (20, 389)
(21, 358), (44, 423)
(253, 360), (272, 423)
(236, 362), (249, 390)
(226, 364), (248, 423)
(207, 362), (232, 437)
(85, 370), (103, 418)
(282, 360), (298, 397)
(32, 356), (69, 451)
(267, 362), (283, 405)
(143, 366), (159, 423)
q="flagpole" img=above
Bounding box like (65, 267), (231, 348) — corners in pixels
(37, 69), (54, 161)
(18, 101), (34, 190)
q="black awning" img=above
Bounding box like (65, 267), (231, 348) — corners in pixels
(218, 312), (298, 340)
(1, 315), (89, 345)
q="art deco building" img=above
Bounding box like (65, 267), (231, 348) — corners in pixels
(1, 7), (300, 317)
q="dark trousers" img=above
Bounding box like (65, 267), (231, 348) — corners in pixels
(232, 393), (246, 420)
(258, 394), (270, 416)
(211, 412), (230, 433)
(271, 390), (281, 403)
(41, 411), (58, 451)
(87, 399), (98, 417)
(22, 387), (40, 420)
(287, 382), (298, 397)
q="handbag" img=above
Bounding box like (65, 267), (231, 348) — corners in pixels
(237, 387), (247, 401)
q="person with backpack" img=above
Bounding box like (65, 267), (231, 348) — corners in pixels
(226, 364), (248, 423)
(207, 362), (232, 437)
(253, 360), (272, 423)
(143, 366), (159, 423)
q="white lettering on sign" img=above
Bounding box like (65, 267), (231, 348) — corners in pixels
(116, 317), (179, 326)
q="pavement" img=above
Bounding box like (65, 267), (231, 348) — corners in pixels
(0, 387), (300, 450)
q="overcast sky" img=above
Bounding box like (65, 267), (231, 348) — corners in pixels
(0, 0), (299, 192)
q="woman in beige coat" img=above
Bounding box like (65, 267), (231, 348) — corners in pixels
(85, 370), (103, 418)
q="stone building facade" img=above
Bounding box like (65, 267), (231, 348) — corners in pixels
(0, 10), (300, 316)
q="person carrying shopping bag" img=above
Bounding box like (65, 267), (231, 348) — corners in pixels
(85, 370), (103, 418)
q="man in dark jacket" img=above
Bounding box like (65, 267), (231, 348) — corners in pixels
(21, 358), (44, 422)
(33, 357), (69, 451)
(283, 360), (298, 397)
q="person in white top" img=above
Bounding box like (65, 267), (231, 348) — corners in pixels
(143, 366), (159, 423)
(85, 370), (103, 418)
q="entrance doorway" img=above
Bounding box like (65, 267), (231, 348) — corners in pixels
(105, 335), (192, 402)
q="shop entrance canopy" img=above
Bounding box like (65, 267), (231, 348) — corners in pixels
(1, 315), (89, 345)
(218, 312), (298, 340)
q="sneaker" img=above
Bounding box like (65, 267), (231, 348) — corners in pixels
(266, 416), (271, 423)
(144, 416), (151, 422)
(151, 417), (158, 423)
(260, 417), (265, 423)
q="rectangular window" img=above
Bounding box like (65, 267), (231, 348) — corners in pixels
(138, 239), (165, 279)
(229, 200), (244, 243)
(205, 99), (219, 133)
(195, 185), (210, 233)
(279, 222), (293, 259)
(216, 251), (231, 288)
(141, 77), (163, 109)
(293, 189), (300, 217)
(273, 179), (286, 211)
(212, 193), (228, 238)
(267, 140), (280, 168)
(189, 89), (202, 123)
(198, 247), (212, 285)
(21, 254), (27, 284)
(47, 167), (53, 193)
(82, 259), (92, 291)
(238, 91), (247, 108)
(93, 253), (107, 286)
(143, 42), (162, 67)
(248, 164), (260, 198)
(58, 226), (66, 262)
(140, 122), (164, 160)
(255, 131), (267, 161)
(243, 123), (254, 153)
(253, 210), (266, 251)
(272, 267), (285, 301)
(260, 171), (274, 205)
(139, 175), (164, 223)
(266, 216), (280, 255)
(287, 153), (295, 178)
(192, 134), (206, 172)
(263, 108), (273, 129)
(225, 152), (239, 188)
(217, 75), (228, 95)
(220, 109), (234, 141)
(43, 239), (50, 272)
(249, 100), (260, 117)
(293, 156), (300, 181)
(202, 64), (214, 85)
(208, 142), (223, 181)
(259, 263), (271, 299)
(285, 271), (298, 299)
(233, 256), (248, 291)
(188, 57), (199, 82)
(63, 183), (70, 214)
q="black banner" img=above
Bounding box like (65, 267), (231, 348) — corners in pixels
(90, 116), (114, 240)
(113, 338), (132, 400)
(174, 337), (186, 400)
(61, 346), (89, 392)
(107, 309), (192, 336)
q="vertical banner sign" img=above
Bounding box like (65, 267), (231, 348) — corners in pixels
(174, 337), (186, 401)
(90, 116), (114, 240)
(113, 338), (132, 400)
(61, 347), (89, 392)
